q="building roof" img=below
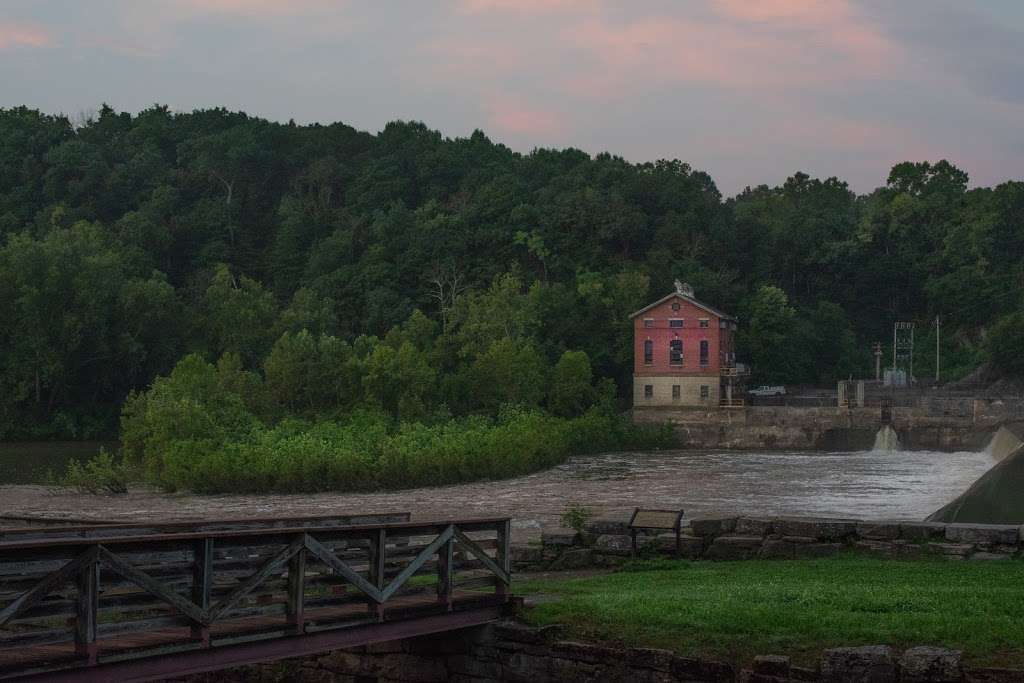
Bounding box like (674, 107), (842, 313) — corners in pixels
(629, 291), (737, 322)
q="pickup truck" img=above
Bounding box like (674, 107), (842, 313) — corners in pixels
(748, 385), (786, 397)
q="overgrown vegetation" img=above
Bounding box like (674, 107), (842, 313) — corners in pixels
(61, 448), (130, 494)
(560, 503), (594, 534)
(2, 106), (1022, 439)
(986, 313), (1024, 379)
(112, 350), (672, 493)
(516, 557), (1024, 667)
(129, 409), (669, 494)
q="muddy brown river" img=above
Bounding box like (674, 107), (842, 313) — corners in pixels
(0, 448), (995, 541)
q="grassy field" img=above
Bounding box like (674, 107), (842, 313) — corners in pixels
(515, 557), (1024, 667)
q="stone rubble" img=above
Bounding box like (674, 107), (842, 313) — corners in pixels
(182, 621), (1017, 682)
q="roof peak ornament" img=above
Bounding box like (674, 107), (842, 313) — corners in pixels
(674, 280), (694, 297)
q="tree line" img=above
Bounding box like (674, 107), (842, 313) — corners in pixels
(1, 104), (1022, 440)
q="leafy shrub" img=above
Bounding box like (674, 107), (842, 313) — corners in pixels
(120, 353), (262, 489)
(548, 351), (595, 417)
(62, 449), (130, 494)
(560, 503), (593, 533)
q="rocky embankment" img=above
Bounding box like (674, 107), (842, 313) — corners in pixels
(521, 514), (1024, 571)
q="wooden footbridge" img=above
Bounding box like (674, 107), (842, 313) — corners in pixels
(0, 513), (514, 681)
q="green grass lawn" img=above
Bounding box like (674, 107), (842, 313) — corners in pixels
(514, 557), (1024, 667)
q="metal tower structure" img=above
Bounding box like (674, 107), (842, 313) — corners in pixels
(893, 321), (915, 383)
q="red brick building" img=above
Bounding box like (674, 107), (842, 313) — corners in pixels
(630, 282), (738, 407)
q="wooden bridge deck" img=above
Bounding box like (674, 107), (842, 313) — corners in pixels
(0, 515), (513, 681)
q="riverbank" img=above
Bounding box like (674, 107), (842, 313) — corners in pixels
(0, 448), (994, 542)
(188, 559), (1024, 682)
(517, 557), (1024, 668)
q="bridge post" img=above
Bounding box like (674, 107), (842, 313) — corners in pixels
(367, 529), (386, 622)
(75, 555), (99, 664)
(437, 536), (454, 611)
(287, 544), (307, 634)
(191, 538), (214, 646)
(496, 520), (511, 598)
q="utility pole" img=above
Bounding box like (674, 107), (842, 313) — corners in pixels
(910, 325), (914, 382)
(892, 325), (897, 376)
(935, 316), (940, 384)
(873, 342), (882, 381)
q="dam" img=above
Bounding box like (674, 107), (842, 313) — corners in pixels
(632, 397), (1024, 451)
(928, 422), (1024, 524)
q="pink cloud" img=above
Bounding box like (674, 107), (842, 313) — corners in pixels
(458, 0), (594, 15)
(417, 2), (900, 112)
(486, 96), (566, 137)
(714, 0), (895, 74)
(712, 0), (848, 25)
(560, 3), (900, 98)
(0, 22), (52, 50)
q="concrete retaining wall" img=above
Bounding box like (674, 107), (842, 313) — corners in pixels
(515, 515), (1024, 571)
(632, 400), (1024, 450)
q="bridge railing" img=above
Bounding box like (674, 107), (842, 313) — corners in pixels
(0, 511), (411, 542)
(0, 517), (512, 679)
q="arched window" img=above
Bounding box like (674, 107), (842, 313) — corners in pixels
(643, 340), (653, 365)
(669, 339), (683, 365)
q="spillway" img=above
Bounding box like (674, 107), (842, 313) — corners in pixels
(872, 425), (901, 453)
(928, 422), (1024, 524)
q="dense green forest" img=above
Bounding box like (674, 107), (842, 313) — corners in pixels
(1, 104), (1022, 447)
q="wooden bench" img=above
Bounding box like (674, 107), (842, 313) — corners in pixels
(628, 508), (684, 556)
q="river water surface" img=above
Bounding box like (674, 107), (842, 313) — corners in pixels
(548, 448), (994, 520)
(0, 441), (118, 485)
(0, 448), (995, 540)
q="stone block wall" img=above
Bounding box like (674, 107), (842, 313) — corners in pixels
(186, 621), (1024, 682)
(632, 375), (720, 408)
(520, 515), (1024, 571)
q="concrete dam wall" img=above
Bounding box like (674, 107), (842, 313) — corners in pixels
(632, 399), (1024, 451)
(928, 423), (1024, 524)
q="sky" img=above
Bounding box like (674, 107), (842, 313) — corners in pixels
(2, 0), (1023, 195)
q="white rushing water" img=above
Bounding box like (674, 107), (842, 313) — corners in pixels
(984, 426), (1023, 461)
(541, 446), (995, 521)
(872, 425), (902, 453)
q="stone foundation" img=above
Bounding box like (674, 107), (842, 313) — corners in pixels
(519, 515), (1024, 571)
(632, 375), (721, 407)
(185, 621), (1024, 682)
